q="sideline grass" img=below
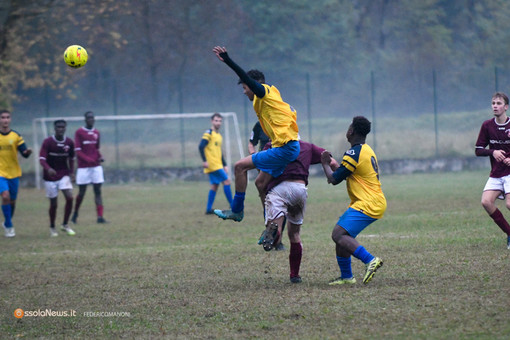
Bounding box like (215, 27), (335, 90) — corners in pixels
(1, 171), (510, 339)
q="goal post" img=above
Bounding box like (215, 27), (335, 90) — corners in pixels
(32, 112), (245, 189)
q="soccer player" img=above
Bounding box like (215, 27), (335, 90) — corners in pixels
(248, 121), (269, 155)
(71, 111), (108, 224)
(39, 120), (76, 236)
(259, 140), (333, 283)
(0, 109), (32, 238)
(321, 116), (386, 285)
(198, 113), (233, 214)
(475, 92), (510, 249)
(212, 46), (300, 222)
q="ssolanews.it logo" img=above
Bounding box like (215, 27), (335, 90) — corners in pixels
(13, 308), (76, 318)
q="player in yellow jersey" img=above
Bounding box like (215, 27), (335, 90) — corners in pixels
(321, 116), (386, 285)
(0, 109), (32, 237)
(198, 113), (233, 214)
(212, 46), (300, 222)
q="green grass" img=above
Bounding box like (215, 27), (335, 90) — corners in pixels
(1, 171), (510, 339)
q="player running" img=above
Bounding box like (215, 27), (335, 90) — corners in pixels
(39, 120), (76, 236)
(0, 109), (32, 238)
(475, 92), (510, 249)
(71, 111), (108, 224)
(212, 46), (300, 222)
(321, 116), (386, 285)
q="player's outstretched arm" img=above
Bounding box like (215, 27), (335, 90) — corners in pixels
(212, 46), (265, 98)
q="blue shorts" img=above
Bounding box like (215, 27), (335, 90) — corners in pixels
(0, 177), (20, 201)
(337, 207), (377, 238)
(252, 140), (300, 178)
(208, 168), (228, 185)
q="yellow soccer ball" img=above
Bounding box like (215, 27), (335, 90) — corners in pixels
(63, 45), (88, 68)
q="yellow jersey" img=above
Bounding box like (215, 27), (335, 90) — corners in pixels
(0, 130), (26, 179)
(253, 84), (299, 148)
(334, 143), (386, 219)
(201, 129), (224, 174)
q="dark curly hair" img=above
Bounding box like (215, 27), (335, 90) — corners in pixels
(351, 116), (371, 137)
(238, 69), (265, 84)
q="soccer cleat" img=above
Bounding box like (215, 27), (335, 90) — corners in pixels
(363, 257), (383, 284)
(205, 210), (215, 215)
(257, 229), (267, 245)
(213, 209), (244, 222)
(50, 228), (58, 237)
(507, 236), (510, 250)
(3, 223), (15, 238)
(71, 212), (78, 224)
(290, 276), (302, 284)
(61, 224), (76, 236)
(262, 222), (279, 252)
(97, 217), (108, 224)
(329, 277), (357, 286)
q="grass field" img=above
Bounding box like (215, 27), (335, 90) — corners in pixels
(1, 170), (510, 339)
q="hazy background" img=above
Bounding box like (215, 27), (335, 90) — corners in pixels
(2, 0), (510, 166)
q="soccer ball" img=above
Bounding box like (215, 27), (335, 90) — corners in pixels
(63, 45), (88, 68)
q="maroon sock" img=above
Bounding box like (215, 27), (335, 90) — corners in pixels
(74, 195), (83, 214)
(289, 242), (303, 278)
(96, 204), (104, 218)
(49, 204), (57, 227)
(63, 197), (73, 224)
(490, 208), (510, 236)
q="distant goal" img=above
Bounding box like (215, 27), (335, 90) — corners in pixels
(32, 112), (245, 189)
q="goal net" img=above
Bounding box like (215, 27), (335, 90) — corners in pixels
(32, 112), (245, 189)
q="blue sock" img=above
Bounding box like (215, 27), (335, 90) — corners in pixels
(231, 191), (245, 213)
(2, 204), (12, 228)
(223, 185), (233, 207)
(336, 256), (353, 279)
(352, 245), (375, 264)
(206, 190), (216, 212)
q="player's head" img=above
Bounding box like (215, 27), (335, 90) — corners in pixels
(237, 69), (265, 85)
(0, 109), (11, 129)
(84, 111), (95, 129)
(492, 92), (509, 106)
(347, 116), (371, 143)
(211, 112), (223, 131)
(54, 119), (67, 138)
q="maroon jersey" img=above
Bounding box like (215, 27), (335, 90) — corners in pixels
(476, 117), (510, 178)
(265, 141), (325, 192)
(39, 135), (75, 181)
(75, 127), (102, 168)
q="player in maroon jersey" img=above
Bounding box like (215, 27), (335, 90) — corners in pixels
(475, 92), (510, 249)
(258, 140), (336, 283)
(39, 120), (76, 236)
(71, 111), (108, 224)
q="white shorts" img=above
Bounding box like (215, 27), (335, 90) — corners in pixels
(45, 176), (73, 198)
(483, 175), (510, 200)
(265, 181), (307, 225)
(76, 166), (104, 185)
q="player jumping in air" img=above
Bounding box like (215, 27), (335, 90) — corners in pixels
(71, 111), (108, 224)
(321, 116), (386, 285)
(198, 113), (233, 214)
(212, 46), (300, 222)
(39, 120), (76, 236)
(475, 92), (510, 249)
(0, 109), (32, 238)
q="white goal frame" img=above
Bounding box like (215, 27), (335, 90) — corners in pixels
(32, 112), (244, 189)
